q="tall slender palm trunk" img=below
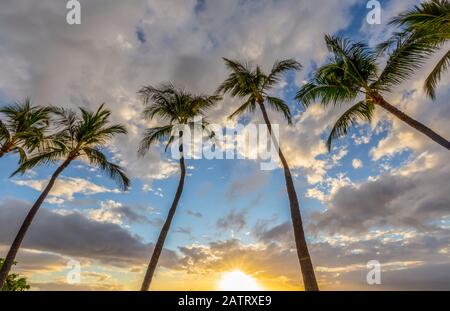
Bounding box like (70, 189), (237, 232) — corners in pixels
(258, 101), (319, 291)
(140, 143), (186, 291)
(373, 94), (450, 150)
(0, 157), (72, 288)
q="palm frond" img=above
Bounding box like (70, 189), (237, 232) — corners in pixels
(375, 32), (440, 91)
(139, 84), (177, 121)
(138, 125), (174, 156)
(216, 58), (255, 98)
(81, 124), (127, 147)
(389, 0), (450, 30)
(140, 83), (219, 125)
(82, 147), (130, 191)
(424, 49), (450, 99)
(9, 146), (28, 163)
(0, 99), (31, 122)
(51, 106), (79, 140)
(326, 101), (374, 151)
(296, 80), (357, 107)
(0, 120), (10, 142)
(190, 94), (222, 116)
(0, 99), (51, 156)
(74, 104), (127, 149)
(228, 97), (257, 120)
(377, 0), (450, 96)
(263, 59), (302, 89)
(297, 35), (378, 111)
(324, 35), (378, 87)
(14, 129), (46, 152)
(139, 84), (219, 156)
(220, 58), (300, 126)
(266, 96), (292, 124)
(11, 148), (66, 176)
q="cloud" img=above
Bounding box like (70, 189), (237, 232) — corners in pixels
(352, 159), (363, 169)
(174, 226), (192, 236)
(86, 200), (153, 226)
(186, 210), (203, 218)
(306, 173), (353, 203)
(0, 0), (361, 184)
(141, 184), (164, 197)
(0, 200), (178, 269)
(254, 221), (293, 244)
(216, 209), (248, 232)
(176, 238), (304, 290)
(312, 162), (450, 234)
(12, 177), (120, 202)
(172, 221), (450, 290)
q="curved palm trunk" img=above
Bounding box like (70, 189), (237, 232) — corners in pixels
(258, 101), (319, 291)
(375, 95), (450, 150)
(140, 143), (186, 291)
(0, 157), (72, 288)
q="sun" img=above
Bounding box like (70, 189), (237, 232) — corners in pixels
(218, 270), (262, 291)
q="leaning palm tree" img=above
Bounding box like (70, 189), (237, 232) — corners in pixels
(0, 99), (51, 161)
(378, 0), (450, 99)
(297, 35), (450, 151)
(217, 58), (319, 291)
(0, 104), (130, 288)
(138, 83), (220, 291)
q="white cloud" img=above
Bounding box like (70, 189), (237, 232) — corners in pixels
(142, 184), (153, 192)
(352, 159), (363, 169)
(12, 177), (119, 202)
(87, 200), (124, 225)
(0, 0), (361, 185)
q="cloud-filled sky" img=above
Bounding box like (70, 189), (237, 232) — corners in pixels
(0, 0), (449, 290)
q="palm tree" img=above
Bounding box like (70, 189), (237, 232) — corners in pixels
(296, 35), (450, 151)
(0, 104), (130, 288)
(138, 83), (220, 291)
(0, 99), (51, 161)
(378, 0), (450, 99)
(217, 58), (319, 291)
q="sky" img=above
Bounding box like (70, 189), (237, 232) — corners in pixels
(0, 0), (450, 291)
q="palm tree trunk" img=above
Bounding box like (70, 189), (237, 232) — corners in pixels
(0, 157), (72, 289)
(257, 101), (319, 291)
(140, 138), (186, 291)
(375, 95), (450, 150)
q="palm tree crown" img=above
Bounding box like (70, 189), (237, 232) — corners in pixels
(296, 35), (450, 151)
(0, 99), (51, 161)
(138, 83), (220, 155)
(13, 104), (130, 190)
(378, 0), (450, 99)
(217, 58), (301, 123)
(296, 35), (380, 150)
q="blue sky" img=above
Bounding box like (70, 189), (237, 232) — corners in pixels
(1, 0), (450, 290)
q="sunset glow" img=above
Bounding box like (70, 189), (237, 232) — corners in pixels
(219, 271), (262, 291)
